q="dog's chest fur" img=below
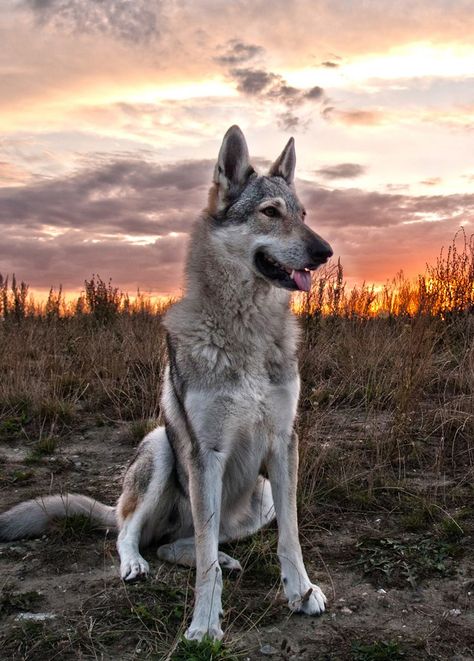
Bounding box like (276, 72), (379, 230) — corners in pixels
(164, 269), (299, 394)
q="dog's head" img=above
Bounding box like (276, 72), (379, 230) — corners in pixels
(207, 125), (333, 292)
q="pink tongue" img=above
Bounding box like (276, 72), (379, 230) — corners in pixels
(293, 269), (312, 292)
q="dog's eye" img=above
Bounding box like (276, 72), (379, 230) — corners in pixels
(262, 206), (278, 218)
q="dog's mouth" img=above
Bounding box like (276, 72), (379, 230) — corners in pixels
(255, 250), (315, 292)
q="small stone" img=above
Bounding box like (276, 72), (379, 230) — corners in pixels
(260, 644), (278, 656)
(377, 588), (387, 594)
(340, 606), (353, 614)
(447, 608), (462, 617)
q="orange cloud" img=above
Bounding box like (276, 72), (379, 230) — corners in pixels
(321, 107), (388, 126)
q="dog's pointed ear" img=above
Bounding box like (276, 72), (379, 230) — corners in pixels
(269, 137), (296, 185)
(211, 125), (255, 213)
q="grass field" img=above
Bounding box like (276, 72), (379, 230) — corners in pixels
(0, 234), (473, 659)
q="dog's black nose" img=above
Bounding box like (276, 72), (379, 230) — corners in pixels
(309, 236), (333, 266)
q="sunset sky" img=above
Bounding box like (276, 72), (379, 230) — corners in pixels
(1, 0), (473, 298)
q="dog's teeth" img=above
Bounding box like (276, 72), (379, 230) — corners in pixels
(290, 270), (295, 278)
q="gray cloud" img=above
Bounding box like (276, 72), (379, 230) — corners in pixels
(320, 61), (339, 68)
(299, 181), (474, 231)
(230, 67), (325, 110)
(277, 111), (303, 131)
(0, 228), (188, 293)
(214, 40), (263, 66)
(316, 163), (367, 179)
(0, 157), (213, 236)
(23, 0), (163, 43)
(0, 156), (213, 291)
(230, 68), (277, 95)
(304, 86), (324, 101)
(213, 40), (326, 131)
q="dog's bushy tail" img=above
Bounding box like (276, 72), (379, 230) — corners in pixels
(0, 494), (117, 541)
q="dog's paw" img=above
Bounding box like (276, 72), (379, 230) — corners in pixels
(120, 555), (149, 581)
(218, 551), (242, 571)
(185, 624), (224, 642)
(288, 584), (326, 615)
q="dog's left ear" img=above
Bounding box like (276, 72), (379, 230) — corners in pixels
(269, 137), (296, 186)
(210, 125), (255, 213)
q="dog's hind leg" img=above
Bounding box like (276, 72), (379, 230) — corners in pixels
(221, 475), (275, 541)
(157, 538), (242, 571)
(117, 426), (175, 581)
(157, 476), (274, 570)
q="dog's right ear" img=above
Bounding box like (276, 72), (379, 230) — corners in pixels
(209, 125), (255, 214)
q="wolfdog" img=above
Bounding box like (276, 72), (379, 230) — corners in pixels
(0, 126), (333, 641)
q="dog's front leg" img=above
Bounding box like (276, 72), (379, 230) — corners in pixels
(267, 430), (326, 615)
(185, 449), (225, 641)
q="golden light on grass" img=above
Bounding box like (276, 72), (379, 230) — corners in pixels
(291, 232), (474, 319)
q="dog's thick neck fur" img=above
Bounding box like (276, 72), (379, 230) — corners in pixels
(164, 213), (299, 379)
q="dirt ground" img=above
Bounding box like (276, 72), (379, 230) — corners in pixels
(0, 417), (473, 660)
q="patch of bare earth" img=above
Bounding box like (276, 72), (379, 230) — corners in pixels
(1, 414), (472, 660)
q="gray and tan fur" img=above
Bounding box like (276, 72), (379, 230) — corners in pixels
(0, 126), (333, 641)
